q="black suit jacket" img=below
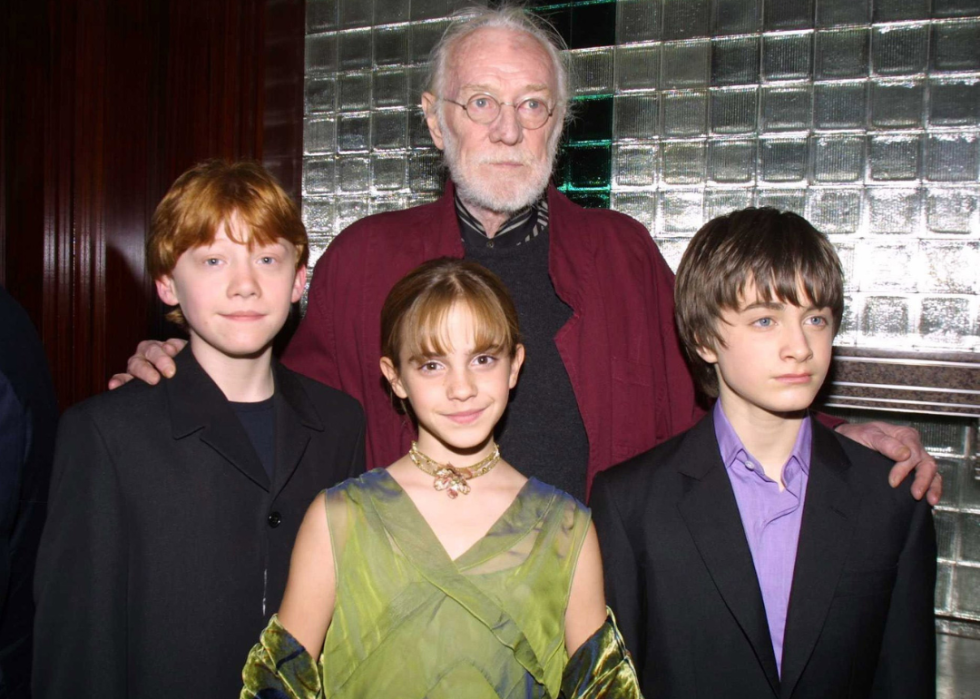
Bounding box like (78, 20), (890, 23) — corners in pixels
(592, 413), (936, 699)
(33, 350), (365, 699)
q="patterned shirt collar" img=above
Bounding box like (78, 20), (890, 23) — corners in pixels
(455, 191), (549, 250)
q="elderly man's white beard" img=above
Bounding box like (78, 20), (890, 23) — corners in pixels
(439, 114), (560, 216)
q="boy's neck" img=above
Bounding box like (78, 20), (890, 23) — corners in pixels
(189, 338), (275, 403)
(718, 397), (806, 488)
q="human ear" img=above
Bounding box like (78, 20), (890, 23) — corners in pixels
(155, 276), (179, 306)
(380, 357), (409, 400)
(695, 342), (719, 365)
(421, 92), (445, 151)
(508, 345), (526, 389)
(291, 265), (308, 304)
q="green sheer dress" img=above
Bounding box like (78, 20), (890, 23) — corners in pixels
(242, 469), (641, 698)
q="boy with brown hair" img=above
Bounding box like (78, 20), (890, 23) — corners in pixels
(591, 207), (936, 698)
(33, 161), (365, 699)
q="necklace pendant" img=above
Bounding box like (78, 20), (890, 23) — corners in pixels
(432, 466), (470, 498)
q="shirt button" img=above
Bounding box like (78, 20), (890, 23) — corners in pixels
(267, 512), (282, 528)
(486, 240), (494, 248)
(744, 461), (755, 471)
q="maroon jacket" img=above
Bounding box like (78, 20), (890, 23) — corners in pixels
(283, 183), (703, 493)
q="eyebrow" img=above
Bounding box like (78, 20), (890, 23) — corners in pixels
(741, 300), (827, 313)
(458, 83), (552, 95)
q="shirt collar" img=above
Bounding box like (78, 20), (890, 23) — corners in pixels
(455, 191), (548, 250)
(713, 401), (813, 483)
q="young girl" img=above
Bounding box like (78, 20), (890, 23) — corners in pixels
(241, 259), (640, 698)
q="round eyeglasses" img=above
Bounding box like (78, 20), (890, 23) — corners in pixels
(441, 94), (557, 130)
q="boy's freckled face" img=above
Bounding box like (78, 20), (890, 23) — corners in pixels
(155, 216), (306, 362)
(697, 279), (835, 421)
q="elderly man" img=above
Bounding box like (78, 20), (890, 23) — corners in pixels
(116, 7), (939, 504)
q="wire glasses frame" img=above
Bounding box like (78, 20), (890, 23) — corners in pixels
(440, 94), (558, 130)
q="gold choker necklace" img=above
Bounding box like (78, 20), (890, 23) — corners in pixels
(408, 442), (501, 499)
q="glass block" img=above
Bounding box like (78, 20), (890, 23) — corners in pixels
(302, 196), (336, 232)
(567, 145), (612, 188)
(408, 151), (443, 192)
(371, 195), (408, 215)
(812, 135), (865, 183)
(374, 0), (410, 24)
(927, 416), (970, 455)
(566, 191), (611, 209)
(870, 80), (924, 129)
(762, 33), (812, 81)
(306, 232), (333, 273)
(339, 0), (372, 28)
(304, 116), (337, 154)
(861, 295), (911, 336)
(710, 87), (758, 134)
(707, 138), (756, 183)
(374, 25), (409, 66)
(704, 188), (754, 221)
(935, 509), (959, 560)
(662, 41), (710, 89)
(815, 29), (869, 80)
(409, 112), (435, 148)
(411, 0), (455, 22)
(410, 20), (450, 65)
(872, 25), (928, 76)
(652, 238), (689, 272)
(616, 0), (662, 44)
(571, 49), (615, 95)
(712, 0), (762, 35)
(756, 189), (806, 214)
(869, 134), (921, 181)
(762, 86), (812, 132)
(764, 0), (814, 30)
(929, 78), (980, 127)
(568, 2), (617, 49)
(858, 244), (916, 291)
(872, 0), (929, 22)
(338, 29), (372, 70)
(662, 190), (705, 232)
(711, 37), (760, 86)
(338, 73), (371, 111)
(615, 45), (661, 91)
(567, 97), (614, 142)
(760, 139), (808, 182)
(610, 191), (657, 231)
(962, 515), (980, 563)
(662, 140), (707, 184)
(307, 0), (339, 33)
(371, 110), (408, 150)
(306, 33), (339, 74)
(813, 82), (867, 130)
(373, 70), (409, 107)
(920, 241), (979, 294)
(663, 91), (708, 136)
(962, 466), (980, 510)
(372, 155), (407, 190)
(834, 242), (856, 290)
(815, 0), (870, 27)
(931, 21), (980, 73)
(663, 0), (710, 40)
(305, 76), (337, 114)
(337, 156), (370, 192)
(337, 196), (369, 232)
(807, 188), (862, 233)
(337, 113), (370, 151)
(408, 65), (428, 105)
(304, 156), (336, 194)
(925, 133), (980, 183)
(936, 563), (952, 613)
(614, 144), (658, 188)
(614, 94), (660, 139)
(838, 293), (859, 337)
(868, 188), (920, 234)
(926, 188), (977, 234)
(920, 297), (974, 344)
(934, 0), (980, 18)
(952, 564), (980, 617)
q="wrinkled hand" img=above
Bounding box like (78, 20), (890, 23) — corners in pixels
(835, 421), (941, 505)
(108, 338), (188, 389)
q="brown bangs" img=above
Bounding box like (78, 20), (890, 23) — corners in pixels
(381, 259), (521, 368)
(147, 160), (308, 281)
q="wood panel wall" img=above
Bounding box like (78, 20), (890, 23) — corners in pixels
(0, 0), (305, 410)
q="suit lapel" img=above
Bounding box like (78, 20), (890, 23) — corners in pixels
(167, 350), (270, 491)
(779, 423), (858, 698)
(676, 415), (782, 696)
(270, 363), (322, 498)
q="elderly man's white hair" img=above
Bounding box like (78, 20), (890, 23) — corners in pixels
(423, 4), (572, 124)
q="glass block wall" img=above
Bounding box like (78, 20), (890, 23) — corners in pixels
(303, 0), (980, 630)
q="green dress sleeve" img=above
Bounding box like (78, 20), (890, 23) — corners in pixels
(240, 614), (322, 699)
(560, 609), (643, 699)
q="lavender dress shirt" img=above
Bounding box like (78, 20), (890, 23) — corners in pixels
(713, 402), (812, 678)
